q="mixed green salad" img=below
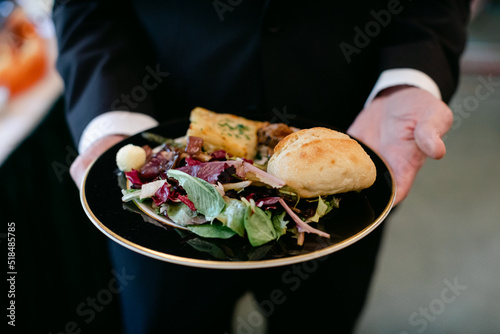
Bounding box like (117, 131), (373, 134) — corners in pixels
(119, 133), (339, 247)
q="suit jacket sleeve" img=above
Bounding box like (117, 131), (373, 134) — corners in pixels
(53, 0), (158, 146)
(379, 0), (471, 103)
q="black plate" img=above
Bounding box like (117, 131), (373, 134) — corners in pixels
(81, 118), (395, 269)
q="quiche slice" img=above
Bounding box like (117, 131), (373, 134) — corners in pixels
(186, 107), (264, 159)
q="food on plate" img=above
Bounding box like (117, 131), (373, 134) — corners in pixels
(257, 122), (299, 149)
(116, 144), (147, 172)
(267, 127), (377, 198)
(186, 107), (264, 159)
(117, 108), (376, 247)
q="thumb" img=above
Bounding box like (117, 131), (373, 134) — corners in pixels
(414, 129), (446, 160)
(414, 105), (453, 160)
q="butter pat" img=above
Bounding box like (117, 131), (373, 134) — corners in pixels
(116, 144), (147, 172)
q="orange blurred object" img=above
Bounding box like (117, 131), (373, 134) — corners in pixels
(0, 7), (47, 96)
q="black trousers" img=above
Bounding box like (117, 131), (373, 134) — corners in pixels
(108, 220), (386, 334)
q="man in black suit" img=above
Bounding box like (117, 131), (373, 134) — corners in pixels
(53, 1), (470, 333)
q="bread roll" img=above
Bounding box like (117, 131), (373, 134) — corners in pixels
(267, 127), (376, 197)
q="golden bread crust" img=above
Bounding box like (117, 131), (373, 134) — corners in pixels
(268, 127), (376, 197)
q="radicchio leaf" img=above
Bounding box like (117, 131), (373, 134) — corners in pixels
(176, 161), (245, 184)
(178, 195), (196, 211)
(152, 182), (171, 206)
(125, 169), (143, 187)
(210, 150), (228, 160)
(278, 198), (330, 238)
(176, 160), (285, 188)
(140, 150), (179, 181)
(185, 156), (202, 166)
(255, 196), (281, 208)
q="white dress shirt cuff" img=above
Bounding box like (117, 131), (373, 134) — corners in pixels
(78, 111), (159, 154)
(364, 68), (442, 108)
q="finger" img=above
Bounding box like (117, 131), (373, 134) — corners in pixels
(414, 105), (453, 160)
(69, 155), (86, 190)
(386, 147), (426, 204)
(414, 131), (446, 160)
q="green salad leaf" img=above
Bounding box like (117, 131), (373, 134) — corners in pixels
(243, 204), (277, 247)
(166, 202), (199, 226)
(272, 211), (289, 239)
(121, 189), (142, 202)
(141, 132), (184, 148)
(216, 198), (247, 237)
(307, 196), (340, 223)
(167, 169), (226, 220)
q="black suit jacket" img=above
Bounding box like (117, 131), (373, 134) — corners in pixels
(53, 0), (470, 146)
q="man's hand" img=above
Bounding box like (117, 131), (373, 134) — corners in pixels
(70, 135), (128, 189)
(347, 86), (453, 204)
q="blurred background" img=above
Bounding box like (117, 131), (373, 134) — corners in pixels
(356, 1), (500, 333)
(0, 0), (62, 164)
(0, 1), (120, 332)
(0, 0), (498, 333)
